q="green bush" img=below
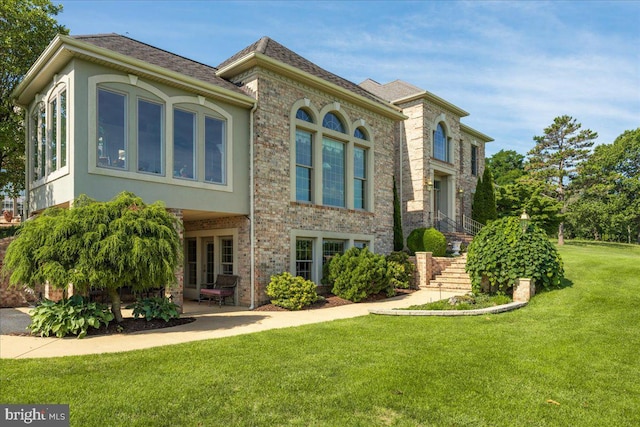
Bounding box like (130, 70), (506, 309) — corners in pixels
(325, 247), (393, 302)
(407, 227), (447, 256)
(267, 272), (322, 310)
(466, 216), (564, 294)
(386, 251), (415, 289)
(28, 295), (114, 338)
(126, 297), (180, 322)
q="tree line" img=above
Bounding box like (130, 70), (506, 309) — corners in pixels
(474, 116), (639, 245)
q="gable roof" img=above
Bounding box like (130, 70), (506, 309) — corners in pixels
(359, 79), (424, 102)
(74, 34), (245, 95)
(359, 78), (468, 117)
(217, 37), (403, 119)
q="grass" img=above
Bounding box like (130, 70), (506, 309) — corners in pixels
(1, 241), (639, 426)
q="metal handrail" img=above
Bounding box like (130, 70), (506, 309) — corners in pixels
(433, 211), (485, 236)
(462, 215), (484, 236)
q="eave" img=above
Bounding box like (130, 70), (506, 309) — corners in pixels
(461, 124), (494, 143)
(216, 52), (406, 121)
(393, 90), (469, 118)
(12, 35), (256, 109)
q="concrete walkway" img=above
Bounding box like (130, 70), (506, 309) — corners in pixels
(0, 288), (464, 359)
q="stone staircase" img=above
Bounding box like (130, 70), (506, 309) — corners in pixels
(443, 231), (474, 245)
(429, 254), (472, 292)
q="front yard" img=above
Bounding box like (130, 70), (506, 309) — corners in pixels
(1, 241), (639, 426)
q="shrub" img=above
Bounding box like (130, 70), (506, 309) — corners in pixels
(325, 247), (393, 302)
(126, 297), (180, 322)
(28, 295), (114, 338)
(386, 251), (415, 289)
(267, 272), (321, 310)
(407, 227), (447, 256)
(424, 228), (447, 256)
(466, 216), (564, 294)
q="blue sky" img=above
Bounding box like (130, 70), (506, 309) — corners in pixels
(56, 0), (639, 156)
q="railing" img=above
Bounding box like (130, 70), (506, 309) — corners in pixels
(436, 211), (462, 234)
(462, 215), (484, 236)
(433, 211), (485, 236)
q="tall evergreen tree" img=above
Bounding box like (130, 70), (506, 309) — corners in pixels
(472, 166), (497, 225)
(527, 116), (597, 245)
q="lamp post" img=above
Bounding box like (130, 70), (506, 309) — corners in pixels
(520, 210), (530, 234)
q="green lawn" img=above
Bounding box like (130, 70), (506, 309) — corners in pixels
(1, 241), (639, 426)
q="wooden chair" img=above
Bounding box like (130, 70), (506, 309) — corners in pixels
(199, 275), (238, 307)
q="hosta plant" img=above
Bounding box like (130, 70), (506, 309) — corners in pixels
(28, 295), (114, 339)
(126, 297), (180, 322)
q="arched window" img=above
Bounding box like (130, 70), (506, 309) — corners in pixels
(434, 122), (448, 162)
(354, 127), (367, 140)
(322, 112), (345, 133)
(296, 108), (313, 123)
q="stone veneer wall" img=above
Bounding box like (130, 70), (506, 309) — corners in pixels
(183, 215), (252, 305)
(0, 237), (42, 307)
(233, 67), (397, 305)
(397, 98), (486, 238)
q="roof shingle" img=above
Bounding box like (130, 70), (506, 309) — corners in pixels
(73, 33), (246, 95)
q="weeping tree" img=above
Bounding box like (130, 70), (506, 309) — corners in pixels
(3, 192), (181, 322)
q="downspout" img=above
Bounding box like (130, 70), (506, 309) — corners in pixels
(249, 101), (258, 310)
(398, 122), (403, 248)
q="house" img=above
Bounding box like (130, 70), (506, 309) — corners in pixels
(11, 34), (491, 308)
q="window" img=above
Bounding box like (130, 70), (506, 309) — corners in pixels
(322, 113), (345, 133)
(30, 111), (39, 181)
(173, 108), (196, 179)
(92, 78), (231, 187)
(295, 239), (313, 280)
(471, 145), (478, 176)
(59, 91), (67, 168)
(205, 116), (226, 184)
(291, 103), (373, 210)
(185, 238), (197, 288)
(434, 122), (448, 162)
(354, 147), (366, 209)
(296, 130), (313, 202)
(97, 88), (127, 169)
(221, 238), (234, 275)
(39, 105), (46, 178)
(322, 138), (345, 207)
(354, 241), (368, 249)
(296, 108), (312, 122)
(323, 240), (345, 265)
(50, 98), (57, 171)
(137, 99), (163, 174)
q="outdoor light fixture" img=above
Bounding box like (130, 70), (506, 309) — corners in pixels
(424, 178), (433, 189)
(520, 210), (530, 233)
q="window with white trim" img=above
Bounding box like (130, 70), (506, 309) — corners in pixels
(471, 145), (478, 176)
(295, 239), (314, 280)
(221, 238), (234, 275)
(29, 84), (68, 183)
